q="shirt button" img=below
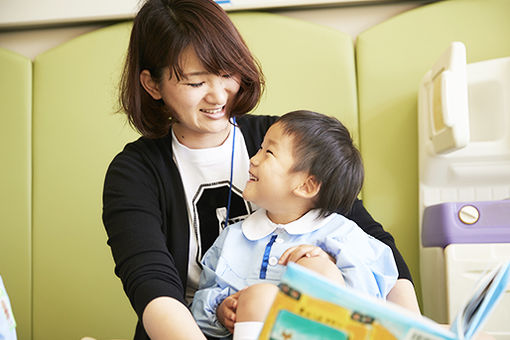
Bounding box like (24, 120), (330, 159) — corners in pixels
(268, 256), (278, 266)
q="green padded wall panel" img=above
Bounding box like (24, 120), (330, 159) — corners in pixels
(32, 12), (357, 340)
(231, 12), (358, 142)
(32, 23), (139, 340)
(356, 0), (510, 304)
(0, 48), (32, 340)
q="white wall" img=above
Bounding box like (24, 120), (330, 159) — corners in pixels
(0, 0), (425, 28)
(0, 1), (429, 60)
(276, 2), (423, 39)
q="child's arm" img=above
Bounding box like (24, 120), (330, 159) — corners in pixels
(346, 200), (412, 282)
(191, 283), (233, 337)
(216, 290), (241, 333)
(346, 201), (420, 310)
(319, 219), (399, 298)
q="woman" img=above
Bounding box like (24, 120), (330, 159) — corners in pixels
(102, 0), (419, 339)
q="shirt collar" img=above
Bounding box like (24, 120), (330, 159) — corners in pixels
(242, 208), (334, 241)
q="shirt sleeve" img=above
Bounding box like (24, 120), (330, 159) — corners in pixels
(102, 142), (186, 319)
(345, 199), (412, 282)
(191, 231), (232, 338)
(319, 219), (399, 299)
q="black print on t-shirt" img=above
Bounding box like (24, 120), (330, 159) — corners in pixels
(192, 181), (253, 264)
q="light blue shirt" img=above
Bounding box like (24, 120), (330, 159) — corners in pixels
(191, 209), (398, 337)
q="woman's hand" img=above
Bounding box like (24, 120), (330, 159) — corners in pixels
(279, 244), (335, 265)
(217, 291), (242, 333)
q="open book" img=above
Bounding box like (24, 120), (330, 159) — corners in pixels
(258, 261), (510, 340)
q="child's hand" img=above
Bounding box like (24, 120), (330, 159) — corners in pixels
(217, 290), (241, 333)
(279, 245), (335, 265)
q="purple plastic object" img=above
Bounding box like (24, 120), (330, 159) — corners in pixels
(421, 200), (510, 248)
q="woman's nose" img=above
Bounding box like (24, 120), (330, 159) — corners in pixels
(205, 78), (228, 104)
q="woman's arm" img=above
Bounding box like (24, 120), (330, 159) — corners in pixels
(143, 297), (206, 340)
(386, 279), (421, 313)
(103, 141), (190, 337)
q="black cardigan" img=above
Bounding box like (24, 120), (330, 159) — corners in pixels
(102, 114), (411, 339)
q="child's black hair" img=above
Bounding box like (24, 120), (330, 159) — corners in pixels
(276, 110), (364, 216)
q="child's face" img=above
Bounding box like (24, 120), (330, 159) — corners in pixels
(243, 122), (307, 212)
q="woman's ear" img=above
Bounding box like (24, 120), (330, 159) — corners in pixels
(140, 70), (162, 100)
(293, 175), (321, 199)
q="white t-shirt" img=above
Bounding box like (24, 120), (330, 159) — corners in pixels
(171, 123), (255, 302)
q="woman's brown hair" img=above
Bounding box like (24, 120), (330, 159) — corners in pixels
(119, 0), (264, 138)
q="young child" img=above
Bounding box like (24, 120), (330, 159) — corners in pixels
(191, 110), (398, 339)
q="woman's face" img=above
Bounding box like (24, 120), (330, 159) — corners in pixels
(155, 47), (241, 148)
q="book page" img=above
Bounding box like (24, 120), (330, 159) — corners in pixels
(451, 261), (510, 340)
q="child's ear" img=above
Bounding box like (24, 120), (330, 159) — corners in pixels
(140, 70), (163, 100)
(294, 175), (321, 199)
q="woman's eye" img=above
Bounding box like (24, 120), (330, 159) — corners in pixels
(266, 149), (274, 155)
(222, 73), (232, 79)
(187, 82), (204, 88)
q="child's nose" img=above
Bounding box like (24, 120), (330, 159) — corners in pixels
(250, 149), (262, 166)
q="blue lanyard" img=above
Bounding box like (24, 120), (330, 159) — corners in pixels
(224, 117), (236, 228)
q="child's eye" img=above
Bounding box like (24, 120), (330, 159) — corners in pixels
(186, 82), (204, 88)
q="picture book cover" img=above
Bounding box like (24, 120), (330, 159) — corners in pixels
(259, 261), (510, 340)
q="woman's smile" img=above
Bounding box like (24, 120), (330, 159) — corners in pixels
(200, 106), (226, 119)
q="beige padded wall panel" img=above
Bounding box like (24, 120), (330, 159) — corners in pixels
(356, 0), (510, 305)
(232, 12), (359, 142)
(32, 22), (138, 340)
(0, 47), (32, 340)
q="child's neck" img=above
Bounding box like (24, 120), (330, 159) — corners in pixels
(266, 208), (309, 225)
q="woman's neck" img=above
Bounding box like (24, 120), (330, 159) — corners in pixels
(172, 124), (231, 149)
